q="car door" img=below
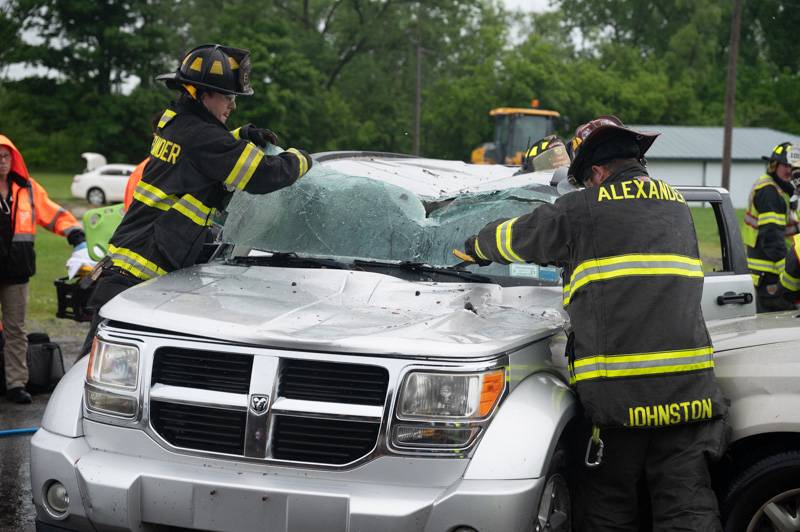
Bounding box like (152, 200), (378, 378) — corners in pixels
(678, 187), (755, 322)
(104, 167), (131, 202)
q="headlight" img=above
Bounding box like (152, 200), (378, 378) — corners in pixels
(85, 338), (140, 418)
(87, 338), (139, 388)
(392, 368), (506, 451)
(398, 369), (505, 420)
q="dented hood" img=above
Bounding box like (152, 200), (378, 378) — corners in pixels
(101, 264), (566, 358)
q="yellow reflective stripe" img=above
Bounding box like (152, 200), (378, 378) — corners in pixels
(108, 244), (167, 280)
(231, 127), (242, 140)
(133, 181), (177, 211)
(751, 273), (760, 285)
(757, 212), (786, 226)
(157, 109), (176, 129)
(286, 148), (308, 177)
(780, 270), (800, 291)
(573, 361), (715, 382)
(571, 346), (714, 382)
(495, 222), (513, 263)
(474, 239), (488, 261)
(225, 143), (264, 190)
(172, 194), (213, 226)
(747, 257), (785, 274)
(501, 217), (524, 262)
(564, 254), (703, 306)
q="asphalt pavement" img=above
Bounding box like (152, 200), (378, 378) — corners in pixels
(0, 322), (88, 532)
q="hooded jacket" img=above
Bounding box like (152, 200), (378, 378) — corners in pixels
(0, 135), (84, 283)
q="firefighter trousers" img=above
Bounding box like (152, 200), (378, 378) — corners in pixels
(575, 420), (726, 532)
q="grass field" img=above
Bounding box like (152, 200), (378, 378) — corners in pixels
(20, 173), (748, 322)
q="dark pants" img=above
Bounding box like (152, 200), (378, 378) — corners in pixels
(79, 269), (141, 356)
(756, 283), (796, 313)
(576, 421), (726, 532)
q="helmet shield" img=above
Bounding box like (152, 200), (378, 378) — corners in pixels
(567, 115), (658, 185)
(157, 44), (254, 96)
(521, 135), (571, 173)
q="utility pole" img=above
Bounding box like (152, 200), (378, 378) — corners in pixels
(722, 0), (744, 191)
(414, 39), (422, 156)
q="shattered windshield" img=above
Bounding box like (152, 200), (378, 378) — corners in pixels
(222, 160), (561, 284)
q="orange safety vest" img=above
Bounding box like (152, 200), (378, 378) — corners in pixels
(123, 156), (149, 211)
(1, 134), (82, 281)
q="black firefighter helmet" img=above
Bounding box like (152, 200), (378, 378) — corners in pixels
(156, 44), (254, 96)
(762, 142), (798, 166)
(567, 115), (659, 186)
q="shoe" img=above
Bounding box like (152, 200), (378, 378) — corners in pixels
(6, 387), (32, 404)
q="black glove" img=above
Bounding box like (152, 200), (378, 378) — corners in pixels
(239, 124), (279, 147)
(464, 235), (492, 266)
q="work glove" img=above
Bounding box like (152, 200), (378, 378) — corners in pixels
(66, 242), (97, 279)
(464, 235), (492, 267)
(286, 148), (313, 178)
(239, 124), (279, 148)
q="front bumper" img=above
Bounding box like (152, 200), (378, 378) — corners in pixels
(32, 427), (544, 532)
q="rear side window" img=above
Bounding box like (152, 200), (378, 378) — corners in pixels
(688, 201), (729, 273)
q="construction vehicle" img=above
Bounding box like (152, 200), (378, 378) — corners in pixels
(471, 103), (560, 165)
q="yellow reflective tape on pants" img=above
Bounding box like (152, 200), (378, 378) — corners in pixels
(108, 244), (166, 280)
(571, 346), (714, 382)
(747, 257), (784, 274)
(225, 143), (264, 190)
(564, 254), (703, 306)
(157, 109), (176, 129)
(172, 194), (213, 226)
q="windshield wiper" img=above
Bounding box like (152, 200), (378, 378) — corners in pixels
(229, 251), (349, 270)
(353, 259), (493, 283)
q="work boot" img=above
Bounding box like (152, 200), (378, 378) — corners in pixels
(6, 387), (32, 404)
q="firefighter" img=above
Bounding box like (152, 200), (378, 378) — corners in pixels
(80, 44), (313, 354)
(743, 142), (800, 312)
(516, 135), (571, 175)
(779, 233), (800, 305)
(0, 135), (91, 403)
(461, 116), (727, 531)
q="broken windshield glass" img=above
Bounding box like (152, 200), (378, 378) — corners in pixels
(222, 159), (562, 284)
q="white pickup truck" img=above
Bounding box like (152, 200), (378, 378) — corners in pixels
(31, 153), (800, 532)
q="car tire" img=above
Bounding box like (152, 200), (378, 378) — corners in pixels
(87, 187), (106, 205)
(721, 451), (800, 532)
(533, 448), (572, 532)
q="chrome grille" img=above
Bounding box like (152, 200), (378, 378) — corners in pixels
(152, 348), (253, 394)
(271, 415), (381, 465)
(278, 359), (389, 405)
(148, 347), (389, 466)
(150, 400), (246, 455)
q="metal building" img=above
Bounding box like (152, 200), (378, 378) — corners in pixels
(632, 125), (800, 208)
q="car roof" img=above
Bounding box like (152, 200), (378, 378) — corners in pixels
(314, 151), (555, 201)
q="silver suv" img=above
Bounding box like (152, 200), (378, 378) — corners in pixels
(31, 153), (800, 532)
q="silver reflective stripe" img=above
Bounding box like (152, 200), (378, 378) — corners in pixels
(572, 353), (713, 377)
(228, 146), (260, 189)
(135, 184), (175, 209)
(569, 258), (703, 289)
(45, 207), (67, 231)
(110, 252), (162, 279)
(12, 234), (34, 242)
(174, 196), (212, 225)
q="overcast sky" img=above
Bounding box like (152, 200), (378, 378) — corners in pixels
(502, 0), (553, 12)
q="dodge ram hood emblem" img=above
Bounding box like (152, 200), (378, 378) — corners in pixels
(249, 394), (270, 415)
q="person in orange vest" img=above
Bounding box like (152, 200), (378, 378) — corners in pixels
(123, 156), (147, 211)
(0, 135), (92, 403)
